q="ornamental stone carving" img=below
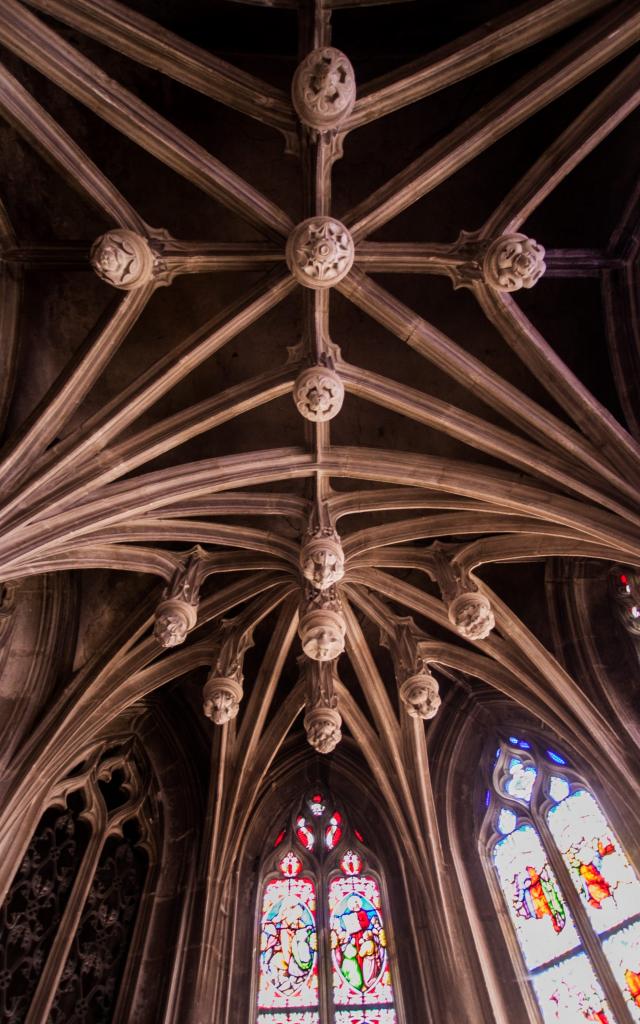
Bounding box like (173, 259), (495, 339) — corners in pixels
(300, 529), (345, 590)
(448, 591), (495, 641)
(90, 229), (155, 290)
(286, 218), (354, 289)
(292, 48), (356, 131)
(153, 597), (198, 648)
(294, 365), (344, 421)
(483, 233), (546, 292)
(153, 549), (203, 648)
(304, 705), (342, 754)
(202, 675), (243, 725)
(299, 608), (346, 661)
(400, 672), (441, 720)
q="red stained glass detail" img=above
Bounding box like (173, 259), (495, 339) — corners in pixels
(326, 812), (343, 850)
(279, 851), (303, 877)
(621, 575), (629, 585)
(296, 816), (314, 851)
(354, 829), (364, 843)
(274, 829), (286, 848)
(340, 850), (363, 876)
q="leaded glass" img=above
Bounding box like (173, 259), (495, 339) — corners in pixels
(504, 757), (537, 803)
(257, 875), (318, 1011)
(326, 812), (343, 850)
(256, 1013), (320, 1024)
(531, 952), (614, 1024)
(549, 777), (571, 804)
(547, 790), (640, 933)
(296, 817), (314, 851)
(334, 1011), (398, 1024)
(497, 808), (517, 835)
(602, 919), (640, 1021)
(329, 873), (395, 1010)
(493, 825), (580, 968)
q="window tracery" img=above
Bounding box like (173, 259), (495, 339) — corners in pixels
(255, 792), (399, 1024)
(0, 742), (155, 1024)
(484, 735), (640, 1023)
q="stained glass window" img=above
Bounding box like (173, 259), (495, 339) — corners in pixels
(255, 795), (400, 1024)
(257, 858), (319, 1015)
(487, 735), (640, 1024)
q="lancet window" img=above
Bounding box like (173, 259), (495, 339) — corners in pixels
(255, 791), (400, 1024)
(0, 741), (154, 1024)
(484, 735), (640, 1023)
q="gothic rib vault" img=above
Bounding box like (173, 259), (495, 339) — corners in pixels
(0, 0), (639, 1020)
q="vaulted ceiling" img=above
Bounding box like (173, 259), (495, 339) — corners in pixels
(0, 0), (639, 864)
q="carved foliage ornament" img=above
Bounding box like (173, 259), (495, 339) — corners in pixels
(292, 48), (356, 131)
(90, 229), (155, 290)
(286, 218), (354, 289)
(448, 591), (495, 641)
(483, 233), (546, 292)
(293, 365), (345, 422)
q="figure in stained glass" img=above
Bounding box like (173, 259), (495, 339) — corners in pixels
(259, 876), (318, 1008)
(515, 862), (566, 935)
(261, 895), (316, 995)
(331, 891), (385, 992)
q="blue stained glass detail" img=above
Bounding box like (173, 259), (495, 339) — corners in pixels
(519, 741), (531, 750)
(547, 750), (567, 766)
(485, 790), (491, 808)
(509, 736), (520, 745)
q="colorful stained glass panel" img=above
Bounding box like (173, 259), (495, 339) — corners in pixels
(547, 790), (640, 932)
(549, 777), (571, 803)
(296, 817), (314, 851)
(335, 1011), (398, 1024)
(257, 876), (318, 1010)
(329, 873), (395, 1010)
(532, 951), (614, 1024)
(257, 1014), (320, 1023)
(494, 825), (580, 969)
(602, 919), (640, 1022)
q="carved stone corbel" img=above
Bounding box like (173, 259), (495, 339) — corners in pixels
(299, 656), (342, 753)
(292, 48), (356, 132)
(153, 549), (204, 648)
(430, 543), (495, 641)
(380, 615), (441, 720)
(202, 617), (255, 725)
(300, 504), (345, 590)
(298, 584), (346, 661)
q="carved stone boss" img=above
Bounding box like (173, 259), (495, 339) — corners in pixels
(300, 656), (343, 754)
(298, 585), (346, 662)
(153, 549), (204, 648)
(382, 615), (441, 720)
(300, 521), (345, 591)
(292, 48), (356, 132)
(202, 617), (255, 725)
(286, 217), (354, 289)
(430, 543), (495, 641)
(293, 362), (344, 422)
(90, 229), (156, 290)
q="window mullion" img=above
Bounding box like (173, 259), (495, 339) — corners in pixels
(535, 808), (635, 1024)
(23, 785), (108, 1024)
(318, 862), (333, 1024)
